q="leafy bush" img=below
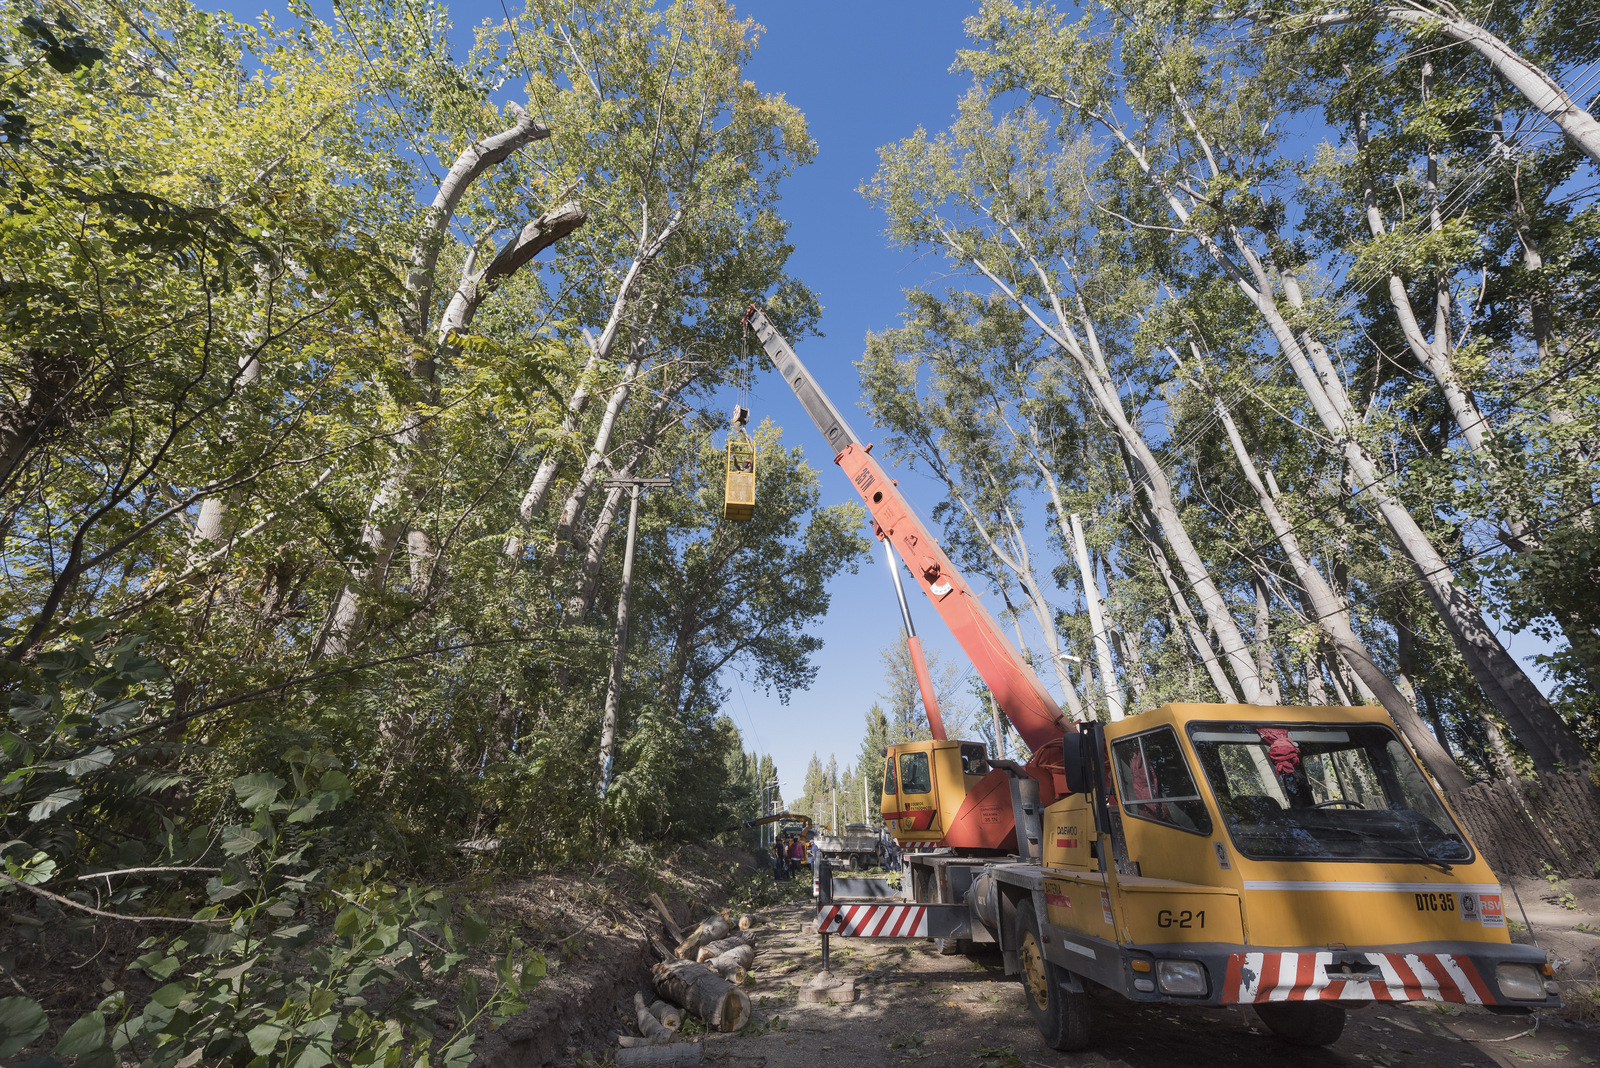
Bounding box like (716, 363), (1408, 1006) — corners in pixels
(2, 749), (543, 1067)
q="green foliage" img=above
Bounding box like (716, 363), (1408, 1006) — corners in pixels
(855, 0), (1600, 771)
(2, 742), (543, 1067)
(0, 0), (845, 1058)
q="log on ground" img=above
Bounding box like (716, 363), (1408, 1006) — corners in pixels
(651, 958), (751, 1032)
(634, 991), (676, 1044)
(705, 943), (755, 981)
(705, 958), (746, 984)
(648, 999), (683, 1031)
(695, 932), (753, 962)
(616, 1044), (703, 1067)
(674, 916), (730, 959)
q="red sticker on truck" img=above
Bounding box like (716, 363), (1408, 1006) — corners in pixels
(1479, 894), (1505, 928)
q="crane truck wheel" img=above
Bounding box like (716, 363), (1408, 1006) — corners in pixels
(1252, 1002), (1346, 1046)
(1013, 899), (1091, 1051)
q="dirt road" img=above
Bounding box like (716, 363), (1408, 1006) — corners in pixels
(693, 901), (1600, 1068)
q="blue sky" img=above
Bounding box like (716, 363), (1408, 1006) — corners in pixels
(706, 1), (995, 800)
(348, 0), (1558, 803)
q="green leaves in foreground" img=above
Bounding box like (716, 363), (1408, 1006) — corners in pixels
(1, 748), (544, 1067)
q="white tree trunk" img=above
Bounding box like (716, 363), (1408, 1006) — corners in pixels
(1197, 372), (1470, 792)
(958, 248), (1265, 703)
(1070, 513), (1125, 719)
(1095, 116), (1587, 771)
(1311, 7), (1600, 167)
(503, 205), (685, 560)
(316, 121), (573, 657)
(1250, 572), (1283, 704)
(564, 382), (683, 623)
(1130, 490), (1240, 704)
(548, 346), (648, 570)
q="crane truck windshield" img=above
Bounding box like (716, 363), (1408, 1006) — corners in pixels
(1186, 722), (1472, 865)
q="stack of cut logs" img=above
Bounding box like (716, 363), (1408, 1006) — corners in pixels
(611, 895), (762, 1067)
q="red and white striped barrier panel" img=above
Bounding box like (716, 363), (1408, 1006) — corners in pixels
(1223, 951), (1495, 1005)
(816, 903), (929, 938)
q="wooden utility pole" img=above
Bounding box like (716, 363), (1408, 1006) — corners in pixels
(597, 475), (672, 798)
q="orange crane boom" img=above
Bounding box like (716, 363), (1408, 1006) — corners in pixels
(744, 305), (1073, 753)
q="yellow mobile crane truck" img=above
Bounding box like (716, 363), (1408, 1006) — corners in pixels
(742, 304), (1558, 1051)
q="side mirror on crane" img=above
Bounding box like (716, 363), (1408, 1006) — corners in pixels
(1061, 730), (1092, 795)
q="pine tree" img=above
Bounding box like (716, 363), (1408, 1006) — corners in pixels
(797, 752), (827, 819)
(858, 705), (892, 823)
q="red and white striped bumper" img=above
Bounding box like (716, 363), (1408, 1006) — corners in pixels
(1223, 951), (1494, 1005)
(816, 903), (929, 938)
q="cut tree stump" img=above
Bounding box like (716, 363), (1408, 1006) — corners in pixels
(737, 913), (759, 931)
(616, 1044), (703, 1067)
(695, 932), (753, 962)
(633, 992), (676, 1045)
(648, 999), (682, 1031)
(652, 959), (751, 1032)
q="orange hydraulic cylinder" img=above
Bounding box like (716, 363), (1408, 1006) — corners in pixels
(905, 634), (946, 741)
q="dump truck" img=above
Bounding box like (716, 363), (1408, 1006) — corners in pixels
(812, 822), (889, 871)
(743, 304), (1559, 1051)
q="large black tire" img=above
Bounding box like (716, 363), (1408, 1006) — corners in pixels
(1013, 899), (1091, 1050)
(1253, 1003), (1346, 1046)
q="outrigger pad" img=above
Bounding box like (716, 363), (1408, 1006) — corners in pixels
(798, 970), (857, 1004)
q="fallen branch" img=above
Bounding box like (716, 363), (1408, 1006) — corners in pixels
(633, 991), (676, 1045)
(74, 866), (221, 881)
(0, 872), (225, 925)
(648, 893), (684, 943)
(616, 1044), (702, 1067)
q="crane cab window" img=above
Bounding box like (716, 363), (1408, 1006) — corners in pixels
(1111, 727), (1212, 835)
(898, 752), (932, 795)
(960, 743), (990, 776)
(882, 759), (897, 796)
(1187, 721), (1471, 864)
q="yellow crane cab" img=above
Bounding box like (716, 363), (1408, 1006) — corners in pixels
(880, 738), (996, 845)
(1030, 702), (1552, 1022)
(723, 410), (755, 521)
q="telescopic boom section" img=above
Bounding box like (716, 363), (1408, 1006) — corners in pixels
(744, 305), (1073, 750)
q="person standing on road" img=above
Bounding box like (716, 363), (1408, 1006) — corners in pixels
(787, 835), (805, 877)
(772, 838), (787, 881)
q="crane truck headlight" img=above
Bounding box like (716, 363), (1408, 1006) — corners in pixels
(1494, 963), (1546, 1001)
(1155, 959), (1209, 997)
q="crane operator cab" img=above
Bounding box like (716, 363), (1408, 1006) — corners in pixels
(881, 739), (996, 846)
(723, 405), (755, 521)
